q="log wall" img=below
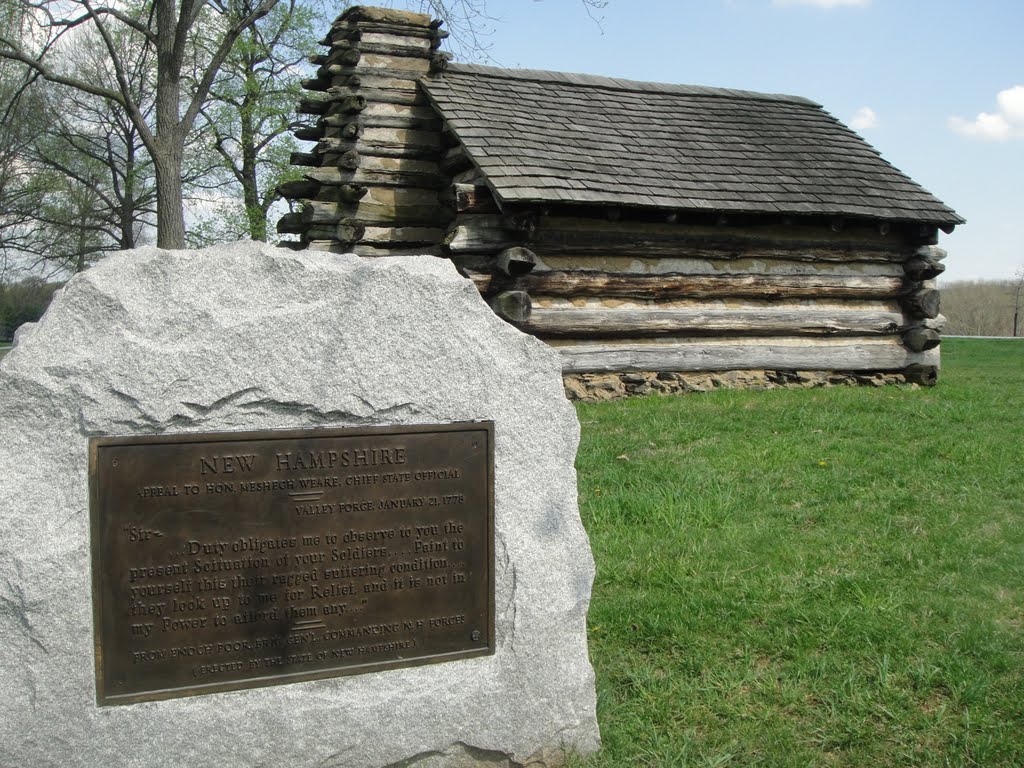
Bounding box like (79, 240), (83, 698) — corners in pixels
(282, 8), (950, 385)
(440, 173), (947, 383)
(279, 6), (451, 254)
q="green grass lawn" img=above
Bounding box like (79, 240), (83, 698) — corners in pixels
(573, 339), (1024, 767)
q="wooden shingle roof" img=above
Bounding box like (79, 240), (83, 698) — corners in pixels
(421, 64), (963, 226)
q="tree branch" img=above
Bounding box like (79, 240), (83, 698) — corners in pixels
(78, 0), (157, 151)
(181, 0), (279, 134)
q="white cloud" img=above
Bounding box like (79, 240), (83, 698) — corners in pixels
(850, 106), (877, 131)
(773, 0), (870, 8)
(950, 85), (1024, 141)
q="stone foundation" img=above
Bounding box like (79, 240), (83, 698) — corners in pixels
(563, 369), (927, 402)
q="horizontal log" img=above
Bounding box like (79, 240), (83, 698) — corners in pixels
(443, 215), (912, 262)
(316, 66), (424, 88)
(322, 154), (439, 175)
(326, 40), (434, 59)
(517, 307), (905, 339)
(531, 228), (909, 262)
(362, 185), (441, 208)
(351, 243), (444, 257)
(551, 338), (939, 374)
(360, 226), (446, 245)
(300, 200), (343, 224)
(535, 255), (907, 278)
(532, 215), (910, 249)
(333, 7), (432, 29)
(344, 74), (424, 93)
(326, 84), (426, 108)
(360, 125), (441, 151)
(305, 166), (445, 189)
(301, 219), (365, 243)
(300, 199), (449, 226)
(353, 52), (432, 74)
(330, 28), (444, 49)
(465, 270), (906, 300)
(321, 107), (440, 132)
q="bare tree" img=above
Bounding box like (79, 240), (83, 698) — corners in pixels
(198, 0), (317, 241)
(1, 0), (610, 251)
(0, 0), (280, 248)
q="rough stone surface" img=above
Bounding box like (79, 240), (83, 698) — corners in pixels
(0, 242), (599, 768)
(563, 369), (919, 402)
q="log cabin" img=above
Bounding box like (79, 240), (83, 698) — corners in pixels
(280, 5), (963, 399)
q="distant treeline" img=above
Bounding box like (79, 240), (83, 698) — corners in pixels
(0, 278), (62, 342)
(941, 278), (1023, 337)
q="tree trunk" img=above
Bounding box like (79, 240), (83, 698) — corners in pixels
(240, 68), (266, 242)
(154, 148), (186, 249)
(153, 0), (186, 249)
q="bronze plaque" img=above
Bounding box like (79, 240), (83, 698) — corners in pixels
(89, 422), (494, 706)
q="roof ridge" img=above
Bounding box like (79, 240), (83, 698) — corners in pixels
(441, 62), (821, 107)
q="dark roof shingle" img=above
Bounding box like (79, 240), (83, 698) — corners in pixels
(421, 64), (963, 226)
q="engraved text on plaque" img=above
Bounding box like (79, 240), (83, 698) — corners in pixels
(89, 423), (494, 705)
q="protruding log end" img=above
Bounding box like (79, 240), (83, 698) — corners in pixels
(293, 125), (324, 141)
(904, 256), (946, 281)
(430, 52), (452, 73)
(902, 327), (941, 352)
(496, 247), (538, 277)
(298, 98), (329, 115)
(290, 151), (319, 167)
(903, 288), (941, 319)
(338, 183), (368, 203)
(338, 150), (361, 170)
(277, 212), (306, 235)
(904, 364), (938, 387)
(339, 94), (367, 113)
(277, 179), (321, 199)
(336, 218), (366, 244)
(301, 77), (331, 92)
(489, 291), (532, 323)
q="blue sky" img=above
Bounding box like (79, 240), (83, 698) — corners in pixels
(452, 0), (1023, 283)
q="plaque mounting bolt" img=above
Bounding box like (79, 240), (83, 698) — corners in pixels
(471, 630), (481, 641)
